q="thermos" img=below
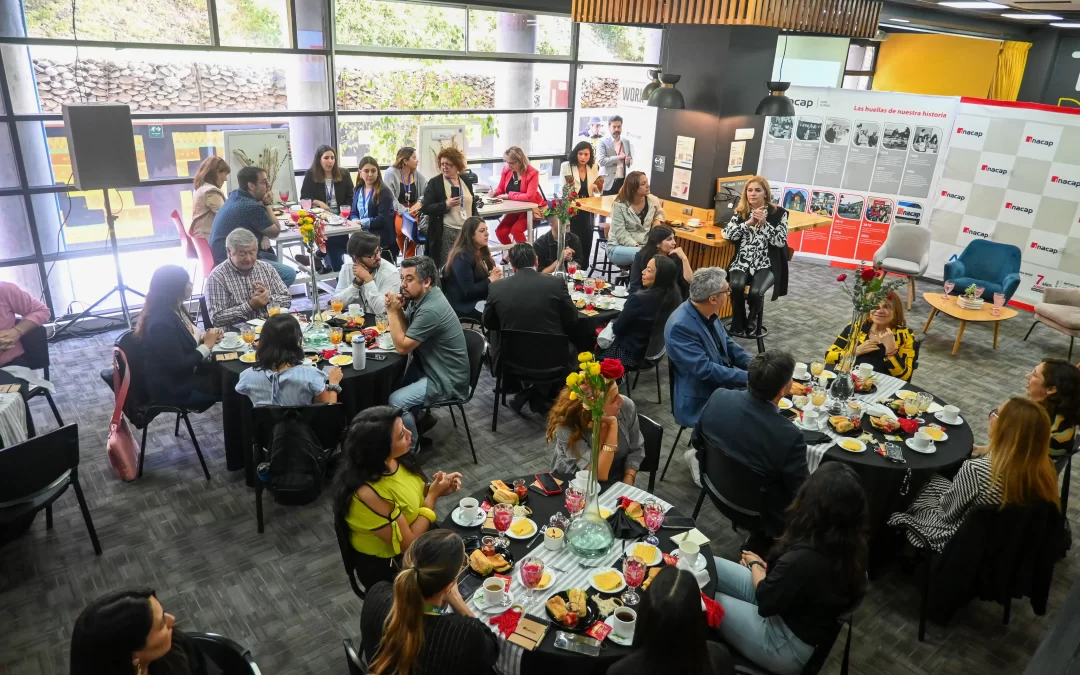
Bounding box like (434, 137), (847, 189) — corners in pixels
(352, 334), (365, 370)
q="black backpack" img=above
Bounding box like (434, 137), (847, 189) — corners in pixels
(265, 410), (332, 506)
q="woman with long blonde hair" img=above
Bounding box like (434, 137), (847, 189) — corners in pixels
(889, 397), (1060, 551)
(547, 378), (645, 486)
(721, 175), (789, 337)
(825, 291), (918, 381)
(189, 156), (230, 239)
(492, 145), (544, 245)
(360, 530), (497, 675)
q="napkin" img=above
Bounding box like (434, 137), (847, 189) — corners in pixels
(606, 506), (648, 539)
(700, 592), (725, 628)
(679, 558), (710, 587)
(898, 418), (920, 435)
(801, 429), (832, 445)
(580, 309), (599, 317)
(670, 528), (710, 547)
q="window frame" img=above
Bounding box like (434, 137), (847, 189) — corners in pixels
(842, 39), (878, 90)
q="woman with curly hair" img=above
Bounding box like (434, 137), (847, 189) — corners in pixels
(713, 462), (869, 675)
(420, 146), (479, 269)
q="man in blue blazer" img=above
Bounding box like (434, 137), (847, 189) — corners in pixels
(664, 267), (753, 430)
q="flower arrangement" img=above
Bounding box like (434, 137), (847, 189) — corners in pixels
(835, 261), (905, 314)
(297, 210), (327, 320)
(544, 181), (581, 225)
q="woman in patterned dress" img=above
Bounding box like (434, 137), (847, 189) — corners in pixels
(825, 292), (918, 381)
(888, 397), (1060, 552)
(722, 176), (788, 337)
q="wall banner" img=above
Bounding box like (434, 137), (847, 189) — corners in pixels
(758, 87), (958, 265)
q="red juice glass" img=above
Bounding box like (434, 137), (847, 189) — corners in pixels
(492, 503), (514, 548)
(339, 205), (352, 220)
(520, 557), (545, 607)
(643, 499), (664, 547)
(564, 486), (585, 517)
(622, 556), (646, 606)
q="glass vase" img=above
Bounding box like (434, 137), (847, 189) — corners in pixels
(565, 412), (615, 562)
(828, 310), (864, 413)
(309, 244), (325, 324)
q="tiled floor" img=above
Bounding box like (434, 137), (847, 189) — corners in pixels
(0, 258), (1076, 675)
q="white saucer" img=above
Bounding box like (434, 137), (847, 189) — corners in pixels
(589, 567), (626, 593)
(921, 428), (949, 443)
(669, 549), (707, 572)
(905, 438), (937, 454)
(604, 616), (634, 646)
(792, 373), (812, 382)
(471, 587), (514, 614)
(505, 517), (539, 540)
(612, 288), (628, 298)
(452, 507), (486, 527)
(934, 411), (964, 426)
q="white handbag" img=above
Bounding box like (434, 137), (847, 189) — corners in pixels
(596, 321), (616, 349)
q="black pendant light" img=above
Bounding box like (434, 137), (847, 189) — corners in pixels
(641, 68), (662, 103)
(647, 74), (685, 109)
(755, 81), (796, 116)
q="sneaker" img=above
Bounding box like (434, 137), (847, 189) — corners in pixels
(684, 447), (702, 488)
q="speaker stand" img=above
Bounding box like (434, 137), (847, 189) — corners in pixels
(52, 188), (145, 340)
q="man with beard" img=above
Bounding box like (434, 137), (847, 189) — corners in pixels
(597, 116), (633, 196)
(332, 232), (401, 315)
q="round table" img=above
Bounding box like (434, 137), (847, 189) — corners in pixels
(441, 474), (717, 674)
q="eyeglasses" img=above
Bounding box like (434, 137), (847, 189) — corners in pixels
(258, 180), (271, 187)
(364, 247), (383, 260)
(988, 409), (999, 421)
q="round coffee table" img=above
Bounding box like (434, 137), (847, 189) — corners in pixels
(921, 292), (1018, 356)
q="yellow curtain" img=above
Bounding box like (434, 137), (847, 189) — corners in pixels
(989, 41), (1031, 101)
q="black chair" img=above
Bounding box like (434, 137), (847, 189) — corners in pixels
(731, 612), (855, 675)
(491, 330), (568, 432)
(402, 213), (426, 257)
(0, 424), (101, 555)
(637, 414), (663, 492)
(250, 404), (345, 533)
(622, 320), (667, 405)
(335, 517), (369, 601)
(429, 329), (485, 464)
(659, 360), (690, 482)
(187, 632), (261, 675)
(343, 638), (368, 675)
(16, 323), (64, 434)
(111, 331), (213, 481)
(690, 433), (770, 540)
(895, 502), (1062, 641)
(590, 223), (618, 282)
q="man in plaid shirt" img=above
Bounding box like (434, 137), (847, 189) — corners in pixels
(206, 228), (292, 327)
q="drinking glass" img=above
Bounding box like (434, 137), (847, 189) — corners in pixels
(974, 285), (985, 299)
(642, 499), (664, 547)
(584, 278), (596, 296)
(992, 292), (1005, 316)
(903, 398), (919, 419)
(943, 281), (955, 300)
(328, 327), (344, 349)
(622, 556), (646, 606)
(567, 261), (578, 276)
(492, 503), (514, 548)
(520, 557), (545, 608)
(241, 326), (255, 346)
(339, 205), (352, 220)
(330, 298), (344, 313)
(290, 211), (300, 225)
(278, 190), (290, 204)
(376, 313), (390, 333)
(810, 360), (824, 378)
(564, 486), (585, 518)
(267, 304), (282, 317)
(810, 385), (827, 408)
(916, 391), (933, 422)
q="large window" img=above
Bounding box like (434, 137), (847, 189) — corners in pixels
(842, 41), (878, 90)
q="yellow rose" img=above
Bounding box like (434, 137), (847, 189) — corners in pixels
(588, 362), (601, 376)
(566, 372), (580, 386)
(579, 363), (588, 371)
(297, 209), (307, 217)
(577, 352), (593, 363)
(569, 391), (578, 400)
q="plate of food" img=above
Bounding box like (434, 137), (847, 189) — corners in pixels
(828, 415), (862, 436)
(852, 377), (878, 394)
(869, 415), (901, 433)
(896, 390), (918, 400)
(920, 426), (949, 442)
(536, 570), (557, 592)
(545, 589), (598, 633)
(239, 352), (257, 364)
(789, 381), (810, 397)
(329, 354), (353, 366)
(486, 479), (528, 505)
(778, 398), (793, 410)
(630, 542), (663, 566)
(464, 537), (514, 578)
(836, 438), (866, 453)
(343, 316), (366, 329)
(589, 567), (626, 594)
(307, 354), (321, 365)
(505, 517), (538, 540)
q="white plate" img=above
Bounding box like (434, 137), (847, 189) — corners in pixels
(239, 352), (257, 364)
(589, 568), (626, 594)
(934, 411), (964, 426)
(686, 221), (705, 228)
(612, 288), (628, 298)
(604, 616), (634, 646)
(836, 439), (866, 453)
(329, 354), (353, 366)
(505, 517), (539, 540)
(668, 550), (708, 572)
(792, 372), (812, 382)
(451, 507), (486, 527)
(905, 438), (937, 454)
(471, 587), (514, 614)
(778, 398), (793, 410)
(896, 390), (918, 400)
(627, 543), (663, 566)
(920, 427), (949, 443)
(816, 370), (836, 380)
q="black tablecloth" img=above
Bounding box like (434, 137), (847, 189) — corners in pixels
(441, 474), (717, 674)
(573, 308), (619, 352)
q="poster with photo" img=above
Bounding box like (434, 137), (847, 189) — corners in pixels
(675, 136), (696, 168)
(671, 167), (692, 199)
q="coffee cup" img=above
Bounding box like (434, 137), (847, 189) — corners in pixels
(612, 607), (637, 639)
(858, 363), (873, 380)
(221, 332), (239, 348)
(679, 540), (700, 569)
(483, 577), (507, 607)
(570, 478), (587, 492)
(348, 303), (362, 318)
(912, 431), (932, 450)
(942, 405), (960, 423)
(803, 408), (820, 428)
(688, 217), (701, 227)
(378, 333), (394, 350)
(793, 362), (808, 379)
(544, 527), (565, 550)
(576, 470), (590, 484)
(818, 374), (830, 388)
(459, 497), (478, 523)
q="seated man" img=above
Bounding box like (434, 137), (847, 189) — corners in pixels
(385, 256), (470, 450)
(206, 228), (292, 328)
(533, 217), (584, 274)
(484, 243), (578, 413)
(332, 232), (402, 316)
(208, 165), (296, 287)
(0, 281), (51, 368)
(695, 351), (807, 549)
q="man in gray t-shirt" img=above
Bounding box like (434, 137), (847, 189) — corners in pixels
(386, 255), (469, 449)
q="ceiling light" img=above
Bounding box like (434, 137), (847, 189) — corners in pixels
(1001, 12), (1062, 18)
(1050, 22), (1080, 26)
(890, 18), (911, 22)
(937, 1), (1007, 8)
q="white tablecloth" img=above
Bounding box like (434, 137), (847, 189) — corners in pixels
(0, 392), (27, 447)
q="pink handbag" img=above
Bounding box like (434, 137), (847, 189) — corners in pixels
(106, 347), (139, 481)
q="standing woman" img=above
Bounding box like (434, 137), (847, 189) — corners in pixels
(608, 171), (663, 267)
(421, 146), (478, 270)
(723, 176), (789, 337)
(301, 145), (355, 272)
(491, 146), (544, 245)
(351, 155), (398, 262)
(443, 217), (502, 321)
(189, 156), (230, 240)
(383, 146), (429, 257)
(561, 140), (605, 269)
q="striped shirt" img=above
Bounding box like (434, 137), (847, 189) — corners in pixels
(205, 260), (291, 328)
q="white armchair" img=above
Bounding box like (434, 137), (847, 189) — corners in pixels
(1026, 288), (1080, 361)
(873, 225), (931, 309)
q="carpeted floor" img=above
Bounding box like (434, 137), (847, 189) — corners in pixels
(1, 257), (1076, 675)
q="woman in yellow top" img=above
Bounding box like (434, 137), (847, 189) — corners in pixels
(333, 406), (463, 589)
(826, 292), (917, 381)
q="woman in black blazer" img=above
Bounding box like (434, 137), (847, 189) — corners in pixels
(599, 255), (682, 369)
(134, 265), (223, 407)
(421, 146), (478, 270)
(351, 155), (399, 261)
(300, 145), (355, 271)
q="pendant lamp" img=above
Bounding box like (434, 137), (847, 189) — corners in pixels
(647, 74), (685, 109)
(754, 81), (795, 117)
(640, 69), (662, 103)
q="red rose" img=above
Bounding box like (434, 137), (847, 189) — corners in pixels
(860, 268), (876, 282)
(599, 358), (625, 380)
(836, 274), (847, 282)
(570, 191), (578, 198)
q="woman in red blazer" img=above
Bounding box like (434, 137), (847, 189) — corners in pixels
(491, 146), (545, 245)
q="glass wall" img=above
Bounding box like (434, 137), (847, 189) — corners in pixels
(0, 0), (660, 318)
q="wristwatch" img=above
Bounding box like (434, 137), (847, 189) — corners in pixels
(326, 383), (343, 393)
(748, 560), (766, 571)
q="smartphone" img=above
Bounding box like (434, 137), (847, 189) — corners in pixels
(535, 472), (562, 495)
(369, 353), (387, 361)
(553, 631), (602, 656)
(661, 516), (697, 530)
(884, 442), (906, 464)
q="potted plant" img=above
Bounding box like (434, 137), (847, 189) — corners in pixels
(958, 283), (985, 309)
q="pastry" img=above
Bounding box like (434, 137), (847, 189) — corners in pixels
(489, 554), (511, 573)
(469, 549), (493, 575)
(593, 571), (622, 591)
(568, 588), (587, 607)
(790, 381), (808, 396)
(632, 543), (657, 563)
(546, 595), (568, 621)
(641, 567), (662, 590)
(492, 488), (518, 505)
(592, 594), (622, 619)
(490, 479), (511, 492)
(829, 416), (855, 433)
(538, 572), (552, 589)
(870, 415), (899, 432)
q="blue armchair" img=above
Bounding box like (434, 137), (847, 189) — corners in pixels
(943, 240), (1022, 303)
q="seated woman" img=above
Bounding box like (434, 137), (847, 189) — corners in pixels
(300, 145), (355, 272)
(189, 156), (229, 240)
(610, 566), (733, 675)
(713, 462), (868, 675)
(825, 292), (917, 381)
(722, 176), (789, 337)
(491, 145), (545, 245)
(600, 255), (682, 370)
(607, 171), (663, 267)
(361, 530), (498, 675)
(351, 155), (398, 261)
(333, 406), (463, 588)
(135, 265), (223, 408)
(547, 378), (644, 486)
(235, 313), (343, 406)
(71, 587), (207, 675)
(889, 397), (1060, 552)
(627, 226), (691, 298)
(443, 216), (503, 321)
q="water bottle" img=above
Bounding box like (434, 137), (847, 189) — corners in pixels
(352, 334), (366, 370)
